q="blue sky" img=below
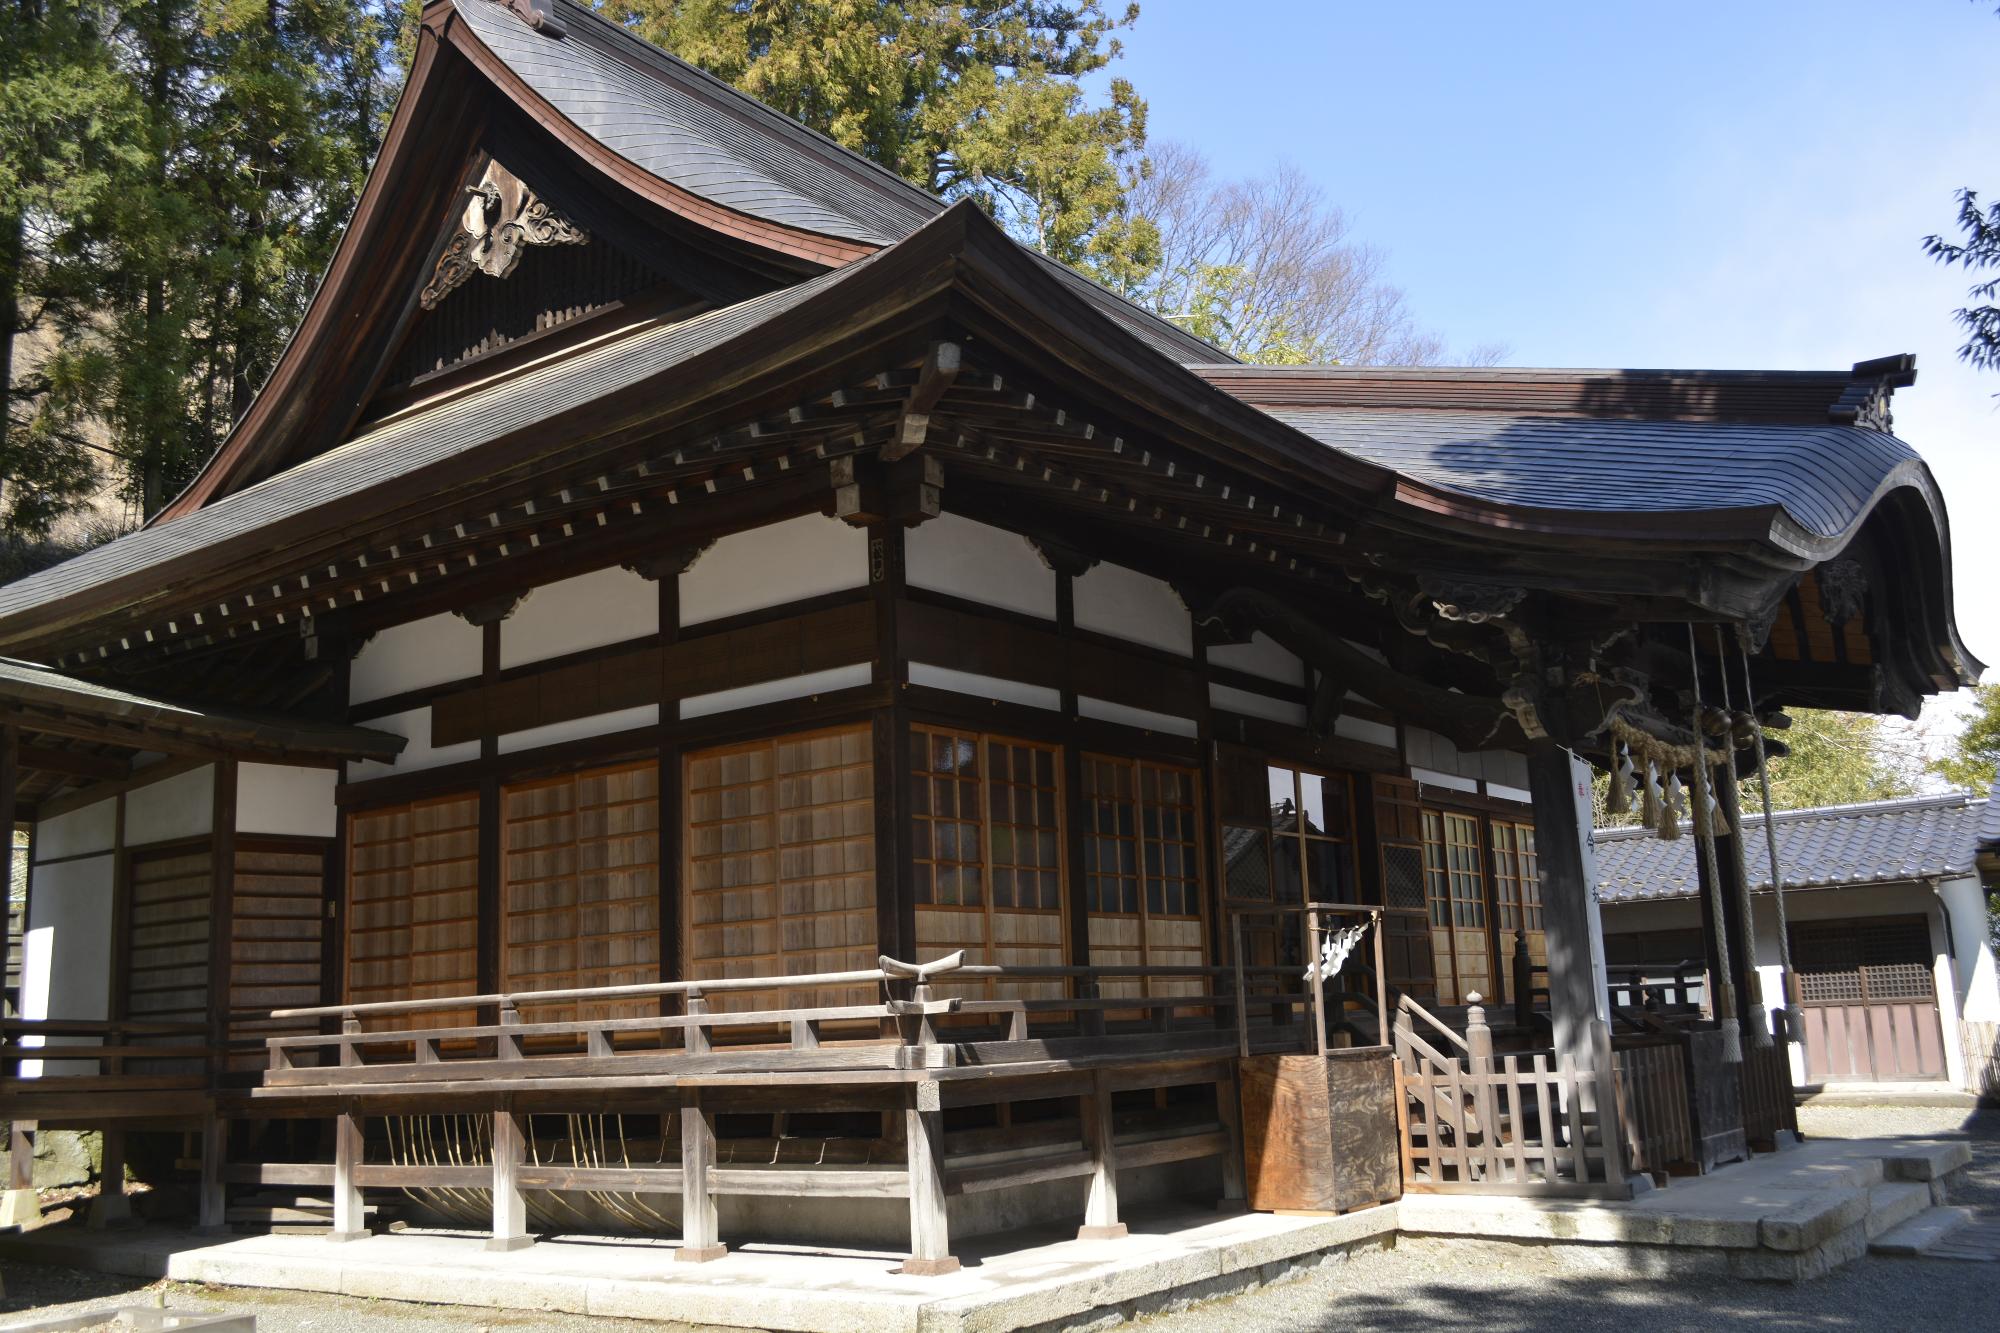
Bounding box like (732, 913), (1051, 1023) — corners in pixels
(1117, 1), (2000, 712)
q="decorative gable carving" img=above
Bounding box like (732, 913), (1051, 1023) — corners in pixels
(420, 159), (588, 310)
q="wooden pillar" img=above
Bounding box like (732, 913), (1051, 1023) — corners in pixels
(196, 1114), (227, 1231)
(901, 1081), (957, 1275)
(676, 1090), (724, 1262)
(330, 1111), (366, 1242)
(1213, 1070), (1248, 1208)
(488, 1106), (532, 1251)
(89, 1128), (131, 1228)
(658, 567), (683, 988)
(1525, 742), (1602, 1070)
(1078, 1069), (1125, 1239)
(1, 1118), (39, 1229)
(0, 723), (13, 946)
(207, 760), (238, 1072)
(870, 522), (915, 964)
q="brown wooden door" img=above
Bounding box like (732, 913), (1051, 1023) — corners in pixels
(1793, 918), (1945, 1083)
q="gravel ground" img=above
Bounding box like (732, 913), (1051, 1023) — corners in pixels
(1, 1105), (1991, 1332)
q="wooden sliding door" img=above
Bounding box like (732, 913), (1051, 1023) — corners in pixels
(910, 726), (1067, 1004)
(501, 762), (661, 1021)
(684, 725), (875, 1011)
(1081, 755), (1207, 1000)
(345, 793), (480, 1028)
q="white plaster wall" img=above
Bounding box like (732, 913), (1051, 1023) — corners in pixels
(1076, 695), (1198, 739)
(1928, 904), (1969, 1090)
(1940, 875), (1999, 1023)
(909, 663), (1060, 712)
(498, 705), (662, 755)
(679, 515), (867, 628)
(1207, 682), (1307, 729)
(34, 798), (117, 862)
(1207, 633), (1304, 686)
(344, 707), (481, 783)
(905, 514), (1055, 621)
(679, 663), (872, 720)
(22, 855), (115, 1074)
(350, 611), (483, 704)
(1073, 562), (1191, 656)
(237, 764), (339, 838)
(1334, 715), (1398, 750)
(501, 565), (657, 670)
(123, 764), (214, 846)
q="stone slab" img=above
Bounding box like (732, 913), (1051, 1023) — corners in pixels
(0, 1203), (1401, 1333)
(1870, 1206), (1977, 1257)
(1861, 1182), (1932, 1240)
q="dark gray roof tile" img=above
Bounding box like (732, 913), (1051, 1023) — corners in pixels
(1261, 409), (1917, 540)
(1594, 791), (1985, 902)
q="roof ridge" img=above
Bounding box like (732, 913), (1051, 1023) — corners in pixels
(529, 0), (944, 216)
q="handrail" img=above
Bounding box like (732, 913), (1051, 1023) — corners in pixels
(272, 957), (1306, 1023)
(1397, 992), (1469, 1053)
(0, 1017), (210, 1039)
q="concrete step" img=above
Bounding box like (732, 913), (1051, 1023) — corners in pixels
(1870, 1205), (1977, 1257)
(1863, 1181), (1932, 1239)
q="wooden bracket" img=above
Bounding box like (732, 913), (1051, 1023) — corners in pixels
(454, 593), (523, 627)
(834, 454), (942, 527)
(882, 342), (961, 464)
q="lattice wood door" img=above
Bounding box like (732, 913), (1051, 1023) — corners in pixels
(685, 726), (875, 1012)
(910, 727), (1067, 1009)
(501, 762), (660, 1021)
(345, 793), (480, 1029)
(1081, 755), (1207, 1003)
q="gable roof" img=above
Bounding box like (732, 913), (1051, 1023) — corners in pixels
(1594, 791), (1986, 903)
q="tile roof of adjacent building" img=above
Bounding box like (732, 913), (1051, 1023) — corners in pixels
(1594, 790), (1986, 903)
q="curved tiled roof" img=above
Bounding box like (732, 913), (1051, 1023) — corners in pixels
(1257, 409), (1919, 541)
(1594, 791), (1986, 903)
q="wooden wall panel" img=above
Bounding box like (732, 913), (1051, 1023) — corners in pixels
(501, 762), (660, 1021)
(125, 846), (214, 1028)
(685, 726), (875, 1012)
(228, 839), (328, 1070)
(346, 793), (480, 1028)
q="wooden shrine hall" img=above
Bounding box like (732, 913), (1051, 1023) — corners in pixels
(0, 0), (1978, 1273)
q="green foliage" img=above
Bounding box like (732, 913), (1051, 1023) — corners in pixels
(1751, 709), (1917, 811)
(611, 2), (1154, 274)
(1, 0), (414, 532)
(1925, 8), (2000, 375)
(1924, 188), (2000, 375)
(1930, 682), (2000, 793)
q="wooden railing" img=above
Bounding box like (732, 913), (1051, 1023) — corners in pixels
(241, 953), (1304, 1271)
(1607, 961), (1706, 1014)
(1393, 995), (1627, 1197)
(0, 1017), (213, 1091)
